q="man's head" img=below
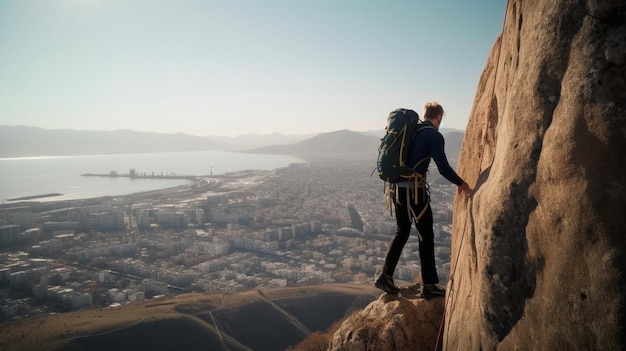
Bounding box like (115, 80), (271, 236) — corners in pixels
(423, 101), (444, 129)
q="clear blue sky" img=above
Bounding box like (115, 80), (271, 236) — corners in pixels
(0, 0), (506, 137)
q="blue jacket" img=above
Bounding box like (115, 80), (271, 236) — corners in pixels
(407, 120), (464, 186)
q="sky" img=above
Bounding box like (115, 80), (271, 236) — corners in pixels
(0, 0), (506, 137)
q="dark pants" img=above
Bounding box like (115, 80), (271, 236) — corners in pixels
(381, 186), (439, 284)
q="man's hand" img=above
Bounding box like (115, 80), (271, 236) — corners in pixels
(458, 181), (472, 195)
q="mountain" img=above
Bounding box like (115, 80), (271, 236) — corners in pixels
(240, 129), (465, 175)
(0, 125), (464, 161)
(365, 127), (465, 138)
(241, 129), (381, 159)
(207, 132), (316, 148)
(0, 126), (230, 158)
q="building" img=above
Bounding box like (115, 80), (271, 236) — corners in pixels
(0, 225), (20, 247)
(156, 211), (188, 228)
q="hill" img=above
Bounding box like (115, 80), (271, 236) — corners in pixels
(208, 132), (315, 148)
(242, 128), (464, 163)
(0, 125), (464, 162)
(242, 129), (381, 160)
(0, 126), (229, 158)
(0, 284), (379, 351)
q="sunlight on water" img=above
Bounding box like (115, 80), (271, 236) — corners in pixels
(0, 150), (298, 203)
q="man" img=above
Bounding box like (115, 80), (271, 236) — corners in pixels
(375, 101), (472, 298)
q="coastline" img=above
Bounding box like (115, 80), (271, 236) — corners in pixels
(0, 150), (300, 204)
(0, 177), (205, 211)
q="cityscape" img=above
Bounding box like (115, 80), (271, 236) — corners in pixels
(0, 158), (457, 322)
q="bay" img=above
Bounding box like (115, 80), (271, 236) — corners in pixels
(0, 150), (299, 204)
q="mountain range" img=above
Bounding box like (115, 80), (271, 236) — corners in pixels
(0, 125), (464, 160)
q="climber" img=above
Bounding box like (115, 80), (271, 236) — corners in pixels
(375, 101), (472, 298)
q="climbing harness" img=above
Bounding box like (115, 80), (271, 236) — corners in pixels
(384, 173), (431, 241)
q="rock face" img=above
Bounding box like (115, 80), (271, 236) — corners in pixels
(446, 0), (626, 350)
(329, 294), (444, 351)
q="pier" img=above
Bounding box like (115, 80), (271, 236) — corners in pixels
(81, 170), (197, 180)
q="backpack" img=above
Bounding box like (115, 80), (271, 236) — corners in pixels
(376, 108), (431, 183)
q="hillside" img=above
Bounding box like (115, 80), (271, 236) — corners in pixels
(0, 284), (379, 351)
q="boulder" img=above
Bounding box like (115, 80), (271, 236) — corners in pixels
(329, 293), (444, 351)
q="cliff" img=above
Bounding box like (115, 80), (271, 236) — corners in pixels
(330, 0), (626, 350)
(447, 0), (625, 349)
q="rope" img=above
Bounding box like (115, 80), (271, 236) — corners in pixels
(434, 1), (510, 349)
(435, 196), (471, 351)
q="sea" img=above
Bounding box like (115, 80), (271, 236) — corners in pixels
(0, 150), (299, 204)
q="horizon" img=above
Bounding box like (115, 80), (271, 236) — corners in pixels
(0, 123), (466, 138)
(0, 1), (505, 137)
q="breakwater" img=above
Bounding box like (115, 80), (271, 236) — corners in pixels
(7, 193), (63, 201)
(82, 171), (197, 180)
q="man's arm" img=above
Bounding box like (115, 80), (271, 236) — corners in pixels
(430, 133), (464, 186)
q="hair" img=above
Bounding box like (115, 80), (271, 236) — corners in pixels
(423, 101), (444, 120)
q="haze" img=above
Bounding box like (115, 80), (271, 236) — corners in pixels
(0, 0), (505, 137)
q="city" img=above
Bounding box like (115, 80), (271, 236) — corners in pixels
(0, 158), (457, 322)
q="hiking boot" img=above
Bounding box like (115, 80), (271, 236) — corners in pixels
(375, 273), (399, 294)
(420, 284), (445, 299)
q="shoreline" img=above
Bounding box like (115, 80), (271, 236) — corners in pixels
(1, 150), (302, 205)
(0, 178), (191, 205)
(0, 168), (279, 210)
